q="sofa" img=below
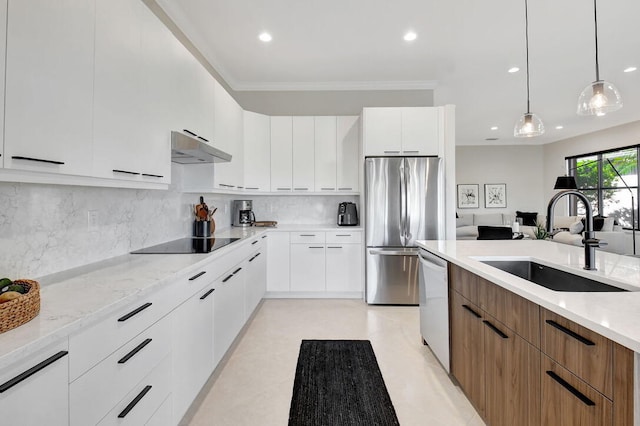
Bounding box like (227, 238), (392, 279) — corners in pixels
(456, 213), (512, 240)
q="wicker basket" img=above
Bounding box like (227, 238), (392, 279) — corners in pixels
(0, 279), (40, 334)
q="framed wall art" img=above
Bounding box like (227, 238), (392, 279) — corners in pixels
(457, 184), (479, 209)
(484, 183), (507, 208)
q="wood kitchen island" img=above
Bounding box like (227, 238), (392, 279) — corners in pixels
(417, 239), (640, 426)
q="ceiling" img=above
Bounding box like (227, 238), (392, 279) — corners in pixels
(155, 0), (640, 146)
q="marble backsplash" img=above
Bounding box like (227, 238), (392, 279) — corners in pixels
(0, 181), (359, 278)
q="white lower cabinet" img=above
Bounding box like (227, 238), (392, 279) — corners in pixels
(245, 241), (267, 319)
(146, 394), (173, 426)
(267, 232), (291, 292)
(326, 243), (363, 292)
(213, 264), (246, 365)
(291, 244), (326, 291)
(0, 340), (69, 426)
(171, 282), (215, 423)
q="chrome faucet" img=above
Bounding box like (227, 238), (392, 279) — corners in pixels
(546, 190), (606, 270)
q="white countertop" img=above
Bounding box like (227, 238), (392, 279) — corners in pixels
(0, 227), (268, 371)
(263, 224), (363, 231)
(417, 239), (640, 353)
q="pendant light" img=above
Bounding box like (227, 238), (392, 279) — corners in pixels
(514, 0), (544, 138)
(576, 0), (622, 116)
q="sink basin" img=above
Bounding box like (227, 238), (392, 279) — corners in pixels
(480, 260), (627, 292)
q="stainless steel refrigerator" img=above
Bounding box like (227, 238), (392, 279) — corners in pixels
(365, 157), (442, 304)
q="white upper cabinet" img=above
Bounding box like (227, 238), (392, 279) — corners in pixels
(292, 117), (315, 192)
(336, 116), (360, 192)
(363, 107), (440, 156)
(314, 116), (337, 192)
(0, 0), (6, 167)
(270, 117), (293, 192)
(4, 0), (95, 176)
(93, 0), (175, 182)
(243, 111), (271, 192)
(213, 80), (243, 189)
(362, 108), (402, 156)
(401, 107), (439, 155)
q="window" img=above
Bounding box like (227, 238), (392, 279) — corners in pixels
(567, 146), (639, 230)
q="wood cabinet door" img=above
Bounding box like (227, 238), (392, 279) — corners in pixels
(542, 355), (612, 426)
(483, 313), (540, 426)
(450, 290), (485, 416)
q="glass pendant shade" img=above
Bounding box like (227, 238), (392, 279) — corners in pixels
(577, 80), (623, 116)
(514, 112), (545, 137)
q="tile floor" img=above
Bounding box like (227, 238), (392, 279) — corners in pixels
(185, 299), (485, 425)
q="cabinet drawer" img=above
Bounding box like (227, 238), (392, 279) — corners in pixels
(541, 355), (612, 426)
(326, 231), (362, 244)
(290, 232), (325, 244)
(69, 282), (177, 380)
(449, 263), (479, 302)
(70, 315), (171, 426)
(97, 354), (172, 426)
(541, 308), (612, 399)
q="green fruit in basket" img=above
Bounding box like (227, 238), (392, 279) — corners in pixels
(7, 284), (27, 294)
(0, 278), (12, 288)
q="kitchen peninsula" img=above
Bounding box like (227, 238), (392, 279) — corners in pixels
(418, 239), (640, 425)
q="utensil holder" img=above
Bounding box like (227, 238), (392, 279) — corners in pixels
(194, 220), (211, 237)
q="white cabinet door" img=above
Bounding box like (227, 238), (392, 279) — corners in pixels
(214, 80), (244, 190)
(326, 244), (363, 292)
(0, 340), (69, 426)
(292, 117), (315, 192)
(243, 111), (271, 192)
(267, 232), (290, 292)
(245, 247), (266, 318)
(213, 266), (246, 365)
(92, 0), (143, 180)
(314, 116), (337, 192)
(4, 0), (94, 176)
(401, 107), (440, 155)
(362, 108), (402, 156)
(0, 0), (7, 166)
(172, 283), (215, 423)
(336, 116), (360, 192)
(290, 245), (326, 292)
(270, 117), (293, 192)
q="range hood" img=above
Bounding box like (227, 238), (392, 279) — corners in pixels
(171, 130), (232, 164)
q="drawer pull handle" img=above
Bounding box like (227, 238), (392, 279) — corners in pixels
(233, 267), (242, 275)
(402, 150), (420, 154)
(222, 274), (234, 283)
(219, 183), (235, 188)
(277, 188), (291, 191)
(483, 320), (508, 339)
(118, 303), (152, 322)
(545, 320), (595, 346)
(118, 385), (152, 418)
(197, 136), (209, 142)
(300, 234), (316, 237)
(252, 240), (258, 245)
(249, 253), (261, 262)
(294, 187), (308, 191)
(321, 188), (335, 191)
(462, 304), (481, 318)
(189, 271), (207, 281)
(338, 188), (353, 191)
(118, 339), (152, 364)
(11, 156), (65, 165)
(335, 234), (352, 237)
(384, 150), (400, 154)
(327, 246), (343, 249)
(112, 169), (140, 175)
(309, 246), (324, 249)
(546, 371), (596, 406)
(199, 288), (215, 300)
(141, 173), (163, 178)
(261, 235), (267, 239)
(183, 129), (197, 136)
(245, 187), (259, 190)
(0, 351), (68, 393)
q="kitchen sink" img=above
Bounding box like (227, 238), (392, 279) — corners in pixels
(480, 260), (628, 292)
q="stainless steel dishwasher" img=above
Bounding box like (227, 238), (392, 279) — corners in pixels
(418, 249), (449, 373)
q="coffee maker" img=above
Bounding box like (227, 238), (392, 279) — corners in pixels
(232, 200), (255, 227)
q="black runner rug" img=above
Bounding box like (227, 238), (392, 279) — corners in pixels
(288, 340), (400, 426)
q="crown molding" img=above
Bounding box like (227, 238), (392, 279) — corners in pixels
(231, 80), (438, 92)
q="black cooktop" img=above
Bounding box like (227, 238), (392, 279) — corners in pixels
(131, 237), (240, 254)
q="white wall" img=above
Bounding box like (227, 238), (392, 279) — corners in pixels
(456, 145), (545, 216)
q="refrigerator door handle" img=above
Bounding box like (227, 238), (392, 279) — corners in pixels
(399, 162), (406, 246)
(404, 159), (412, 241)
(369, 249), (419, 256)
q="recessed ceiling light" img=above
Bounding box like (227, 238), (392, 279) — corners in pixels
(508, 67), (520, 73)
(258, 32), (272, 42)
(555, 125), (564, 130)
(403, 32), (417, 42)
(624, 66), (637, 73)
(490, 126), (498, 130)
